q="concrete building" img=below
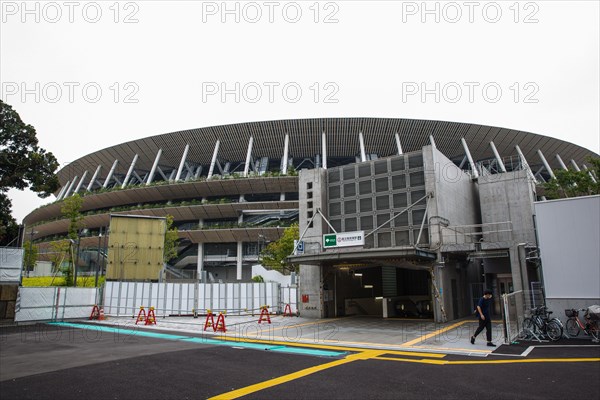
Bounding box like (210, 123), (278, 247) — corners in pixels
(22, 118), (598, 320)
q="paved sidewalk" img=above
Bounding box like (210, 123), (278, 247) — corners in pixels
(86, 313), (505, 355)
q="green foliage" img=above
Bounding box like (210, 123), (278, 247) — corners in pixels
(22, 276), (105, 287)
(542, 157), (600, 199)
(0, 193), (19, 246)
(163, 214), (179, 262)
(0, 100), (60, 245)
(252, 275), (265, 283)
(23, 240), (38, 272)
(61, 194), (84, 240)
(58, 194), (83, 285)
(260, 223), (299, 273)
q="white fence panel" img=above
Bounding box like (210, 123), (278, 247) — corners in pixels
(101, 281), (291, 317)
(15, 287), (99, 322)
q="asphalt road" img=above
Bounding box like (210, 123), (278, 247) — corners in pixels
(1, 323), (598, 400)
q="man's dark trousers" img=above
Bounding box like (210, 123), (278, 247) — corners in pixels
(474, 318), (492, 341)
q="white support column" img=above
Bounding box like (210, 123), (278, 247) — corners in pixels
(122, 154), (139, 188)
(429, 135), (437, 150)
(570, 159), (581, 171)
(194, 165), (203, 179)
(489, 141), (507, 172)
(395, 132), (403, 155)
(168, 170), (176, 181)
(537, 149), (556, 179)
(236, 241), (243, 280)
(197, 242), (204, 281)
(555, 154), (568, 170)
(86, 165), (102, 191)
(73, 170), (88, 195)
(461, 138), (479, 179)
(515, 145), (537, 182)
(175, 144), (190, 181)
(147, 149), (162, 185)
(56, 181), (69, 200)
(243, 136), (254, 177)
(321, 131), (327, 169)
(358, 131), (367, 162)
(64, 177), (78, 197)
(281, 133), (289, 174)
(582, 164), (597, 183)
(207, 140), (220, 179)
(103, 160), (119, 188)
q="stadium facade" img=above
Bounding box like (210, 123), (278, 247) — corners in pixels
(23, 118), (598, 321)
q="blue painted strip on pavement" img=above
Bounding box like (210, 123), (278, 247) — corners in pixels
(48, 322), (345, 358)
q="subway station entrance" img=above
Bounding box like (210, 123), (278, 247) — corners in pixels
(289, 247), (441, 321)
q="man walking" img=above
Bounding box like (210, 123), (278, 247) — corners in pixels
(471, 289), (496, 347)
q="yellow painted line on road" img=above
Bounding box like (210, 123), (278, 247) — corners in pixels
(374, 356), (600, 365)
(409, 345), (491, 354)
(212, 333), (446, 358)
(401, 320), (470, 346)
(208, 350), (385, 400)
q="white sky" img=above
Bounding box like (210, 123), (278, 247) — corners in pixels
(2, 0), (599, 224)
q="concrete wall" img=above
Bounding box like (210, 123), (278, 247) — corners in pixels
(535, 195), (600, 302)
(424, 146), (479, 321)
(298, 168), (328, 318)
(425, 145), (480, 243)
(478, 170), (537, 245)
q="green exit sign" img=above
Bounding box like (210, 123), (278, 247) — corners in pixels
(323, 234), (337, 248)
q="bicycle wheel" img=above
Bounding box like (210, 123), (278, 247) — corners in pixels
(546, 320), (563, 341)
(522, 318), (535, 338)
(566, 318), (580, 337)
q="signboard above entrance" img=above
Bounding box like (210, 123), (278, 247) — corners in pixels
(323, 231), (365, 249)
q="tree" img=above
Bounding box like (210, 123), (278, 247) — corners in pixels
(23, 240), (38, 275)
(542, 156), (600, 199)
(260, 223), (299, 273)
(0, 193), (19, 245)
(60, 194), (84, 285)
(163, 214), (179, 263)
(0, 100), (60, 245)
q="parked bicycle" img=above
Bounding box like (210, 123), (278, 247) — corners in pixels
(522, 305), (563, 341)
(564, 307), (600, 341)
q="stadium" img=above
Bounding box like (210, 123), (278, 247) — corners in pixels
(22, 118), (598, 321)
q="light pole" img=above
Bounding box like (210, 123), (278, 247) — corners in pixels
(73, 228), (88, 286)
(95, 227), (103, 287)
(26, 228), (38, 278)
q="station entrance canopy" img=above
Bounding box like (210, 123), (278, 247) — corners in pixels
(287, 246), (436, 267)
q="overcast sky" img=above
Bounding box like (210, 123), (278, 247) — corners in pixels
(2, 0), (599, 224)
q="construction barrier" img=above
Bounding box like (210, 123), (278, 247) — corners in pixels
(89, 305), (105, 320)
(203, 309), (226, 332)
(135, 307), (147, 325)
(283, 304), (294, 317)
(145, 307), (156, 325)
(258, 305), (271, 324)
